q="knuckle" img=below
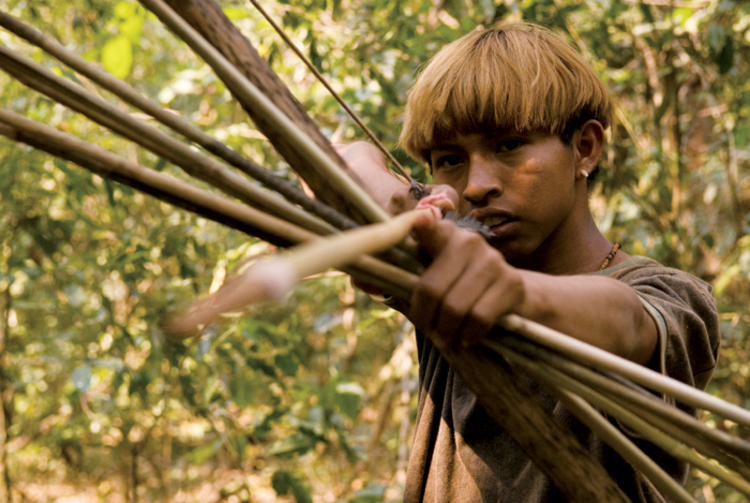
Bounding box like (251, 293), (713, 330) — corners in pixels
(461, 231), (484, 248)
(390, 190), (418, 213)
(470, 306), (496, 330)
(442, 296), (469, 321)
(414, 279), (443, 304)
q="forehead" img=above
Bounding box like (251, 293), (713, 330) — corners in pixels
(427, 129), (556, 151)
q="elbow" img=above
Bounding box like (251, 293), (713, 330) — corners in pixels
(622, 295), (659, 366)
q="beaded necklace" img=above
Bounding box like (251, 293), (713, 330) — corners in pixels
(599, 243), (620, 271)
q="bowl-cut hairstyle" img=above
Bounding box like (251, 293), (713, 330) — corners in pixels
(399, 22), (614, 164)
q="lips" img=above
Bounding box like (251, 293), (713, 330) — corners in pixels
(482, 215), (510, 228)
(471, 209), (517, 230)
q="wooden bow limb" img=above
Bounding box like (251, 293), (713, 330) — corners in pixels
(499, 314), (750, 429)
(0, 11), (423, 275)
(0, 43), (338, 238)
(0, 107), (414, 299)
(142, 0), (390, 227)
(0, 108), (309, 248)
(498, 335), (750, 469)
(4, 9), (743, 502)
(436, 341), (633, 502)
(493, 341), (748, 501)
(246, 0), (413, 182)
(1, 99), (631, 500)
(520, 371), (698, 503)
(0, 11), (359, 235)
(163, 196), (635, 501)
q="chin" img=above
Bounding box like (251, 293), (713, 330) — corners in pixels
(487, 239), (524, 262)
(487, 238), (543, 269)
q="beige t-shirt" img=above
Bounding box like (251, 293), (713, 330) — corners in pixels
(404, 256), (720, 503)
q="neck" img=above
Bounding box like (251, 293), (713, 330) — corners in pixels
(511, 210), (615, 275)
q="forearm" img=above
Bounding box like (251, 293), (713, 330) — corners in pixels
(516, 272), (658, 365)
(334, 141), (409, 212)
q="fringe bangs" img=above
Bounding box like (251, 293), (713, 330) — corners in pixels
(400, 23), (613, 163)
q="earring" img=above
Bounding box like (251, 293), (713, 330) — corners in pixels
(580, 170), (589, 178)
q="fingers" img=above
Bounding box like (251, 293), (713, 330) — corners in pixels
(388, 186), (420, 215)
(410, 223), (468, 338)
(410, 221), (525, 349)
(426, 184), (460, 213)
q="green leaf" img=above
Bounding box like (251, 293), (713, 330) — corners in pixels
(335, 381), (364, 420)
(309, 36), (323, 72)
(639, 4), (655, 23)
(116, 2), (145, 44)
(53, 158), (76, 177)
(223, 7), (248, 21)
(715, 264), (740, 296)
(101, 35), (133, 79)
(275, 353), (299, 377)
(717, 35), (734, 74)
(672, 7), (694, 26)
(228, 374), (256, 407)
(252, 407), (288, 440)
(297, 406), (326, 438)
(120, 16), (144, 44)
(319, 379), (364, 419)
(128, 370), (150, 401)
(229, 433), (248, 461)
(114, 1), (137, 18)
(268, 433), (315, 457)
(271, 470), (312, 503)
(188, 440), (221, 464)
(349, 483), (386, 503)
(272, 470), (293, 495)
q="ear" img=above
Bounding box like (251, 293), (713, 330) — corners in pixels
(573, 120), (605, 179)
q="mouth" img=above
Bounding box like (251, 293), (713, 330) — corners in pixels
(482, 215), (511, 228)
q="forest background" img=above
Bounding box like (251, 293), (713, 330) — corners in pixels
(0, 0), (749, 501)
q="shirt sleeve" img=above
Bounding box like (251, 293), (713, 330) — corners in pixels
(612, 261), (720, 392)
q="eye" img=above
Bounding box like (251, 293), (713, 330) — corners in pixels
(496, 139), (523, 152)
(433, 154), (464, 171)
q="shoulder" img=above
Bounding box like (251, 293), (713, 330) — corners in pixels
(598, 256), (714, 303)
(599, 256), (719, 388)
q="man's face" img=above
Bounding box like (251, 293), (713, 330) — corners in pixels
(429, 130), (583, 265)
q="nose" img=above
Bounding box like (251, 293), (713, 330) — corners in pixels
(462, 156), (502, 205)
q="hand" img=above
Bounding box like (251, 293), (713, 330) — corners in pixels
(333, 141), (460, 216)
(409, 217), (526, 349)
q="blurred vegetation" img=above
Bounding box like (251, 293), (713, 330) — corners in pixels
(0, 0), (749, 502)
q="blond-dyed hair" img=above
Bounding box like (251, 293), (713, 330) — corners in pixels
(399, 22), (614, 163)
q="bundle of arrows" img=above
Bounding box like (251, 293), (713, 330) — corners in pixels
(1, 1), (748, 502)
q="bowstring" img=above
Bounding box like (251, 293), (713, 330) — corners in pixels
(247, 0), (417, 186)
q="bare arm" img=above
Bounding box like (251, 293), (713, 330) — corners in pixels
(335, 143), (658, 365)
(411, 217), (659, 366)
(333, 142), (413, 214)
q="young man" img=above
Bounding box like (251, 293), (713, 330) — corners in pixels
(338, 22), (719, 502)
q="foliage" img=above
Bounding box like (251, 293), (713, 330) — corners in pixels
(1, 0), (749, 502)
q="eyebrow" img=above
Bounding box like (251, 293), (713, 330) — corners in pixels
(430, 145), (462, 152)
